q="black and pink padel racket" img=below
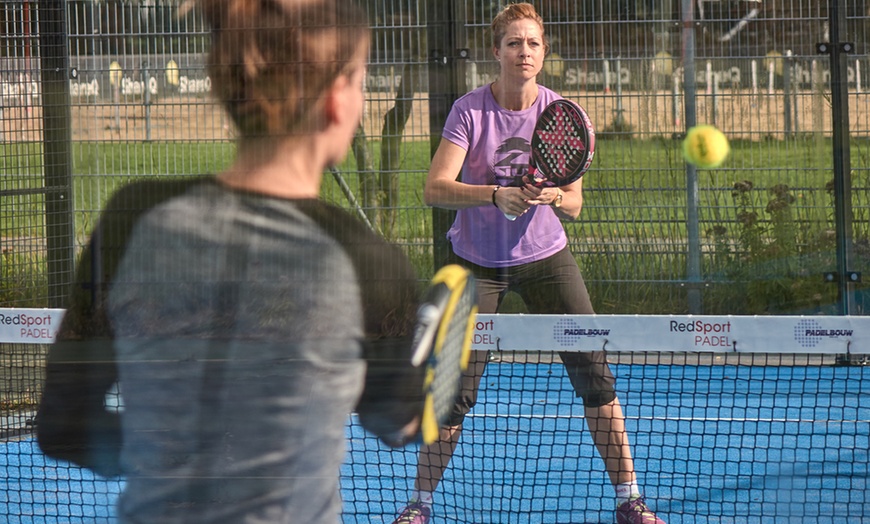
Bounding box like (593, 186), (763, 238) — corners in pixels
(504, 99), (596, 220)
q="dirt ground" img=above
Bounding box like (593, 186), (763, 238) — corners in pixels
(3, 89), (870, 144)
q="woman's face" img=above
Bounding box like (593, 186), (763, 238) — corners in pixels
(344, 58), (367, 131)
(493, 18), (546, 82)
(328, 54), (367, 166)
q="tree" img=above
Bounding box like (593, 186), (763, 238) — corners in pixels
(357, 1), (425, 238)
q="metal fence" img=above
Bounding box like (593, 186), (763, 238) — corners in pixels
(1, 0), (870, 427)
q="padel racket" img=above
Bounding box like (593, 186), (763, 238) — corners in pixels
(409, 264), (478, 445)
(503, 98), (595, 220)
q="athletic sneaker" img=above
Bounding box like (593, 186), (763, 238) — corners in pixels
(616, 496), (666, 524)
(392, 502), (431, 524)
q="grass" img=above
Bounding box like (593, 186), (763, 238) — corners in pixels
(2, 136), (870, 313)
(0, 250), (48, 308)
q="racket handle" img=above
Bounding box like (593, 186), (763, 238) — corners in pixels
(503, 212), (518, 221)
(410, 303), (441, 367)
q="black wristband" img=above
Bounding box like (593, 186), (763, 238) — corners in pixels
(492, 186), (500, 207)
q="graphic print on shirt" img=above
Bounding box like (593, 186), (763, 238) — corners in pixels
(492, 136), (531, 187)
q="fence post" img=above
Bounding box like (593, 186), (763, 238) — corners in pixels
(427, 0), (466, 269)
(682, 0), (702, 314)
(144, 62), (152, 141)
(710, 73), (718, 126)
(681, 0), (702, 313)
(37, 0), (75, 308)
(672, 71), (680, 128)
(614, 57), (626, 130)
(822, 0), (857, 318)
(783, 50), (793, 138)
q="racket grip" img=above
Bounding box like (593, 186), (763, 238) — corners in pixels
(503, 212), (517, 221)
(410, 303), (441, 367)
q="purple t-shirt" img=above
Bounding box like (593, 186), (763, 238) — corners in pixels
(443, 84), (569, 268)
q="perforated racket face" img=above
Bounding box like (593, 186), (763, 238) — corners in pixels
(427, 279), (475, 427)
(530, 99), (595, 187)
(419, 265), (477, 445)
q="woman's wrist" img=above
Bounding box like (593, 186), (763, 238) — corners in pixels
(492, 185), (501, 207)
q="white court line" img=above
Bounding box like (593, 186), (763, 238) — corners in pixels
(464, 413), (870, 424)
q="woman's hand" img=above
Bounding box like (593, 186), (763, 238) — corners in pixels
(521, 184), (562, 207)
(523, 179), (584, 220)
(493, 186), (533, 217)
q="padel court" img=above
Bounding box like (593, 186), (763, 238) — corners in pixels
(2, 354), (866, 524)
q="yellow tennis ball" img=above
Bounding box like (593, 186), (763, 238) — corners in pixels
(683, 125), (730, 168)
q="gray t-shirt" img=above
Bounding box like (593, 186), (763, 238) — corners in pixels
(109, 182), (365, 524)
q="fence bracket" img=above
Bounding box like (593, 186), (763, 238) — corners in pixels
(429, 48), (469, 65)
(816, 42), (854, 55)
(823, 271), (862, 283)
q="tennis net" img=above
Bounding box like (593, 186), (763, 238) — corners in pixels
(342, 314), (870, 524)
(1, 312), (868, 523)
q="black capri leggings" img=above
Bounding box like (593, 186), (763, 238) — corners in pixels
(444, 247), (617, 427)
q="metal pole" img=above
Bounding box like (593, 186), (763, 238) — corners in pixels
(783, 50), (793, 138)
(427, 0), (466, 268)
(681, 0), (701, 313)
(330, 167), (377, 233)
(144, 62), (152, 141)
(825, 0), (856, 315)
(38, 0), (76, 308)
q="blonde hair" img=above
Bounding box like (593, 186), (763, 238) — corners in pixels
(189, 0), (369, 137)
(491, 2), (548, 53)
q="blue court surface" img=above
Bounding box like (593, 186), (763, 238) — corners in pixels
(2, 361), (867, 523)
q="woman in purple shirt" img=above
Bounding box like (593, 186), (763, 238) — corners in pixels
(392, 4), (665, 524)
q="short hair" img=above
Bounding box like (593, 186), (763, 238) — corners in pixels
(490, 2), (548, 52)
(192, 0), (370, 137)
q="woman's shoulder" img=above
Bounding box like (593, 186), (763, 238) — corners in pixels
(536, 84), (563, 104)
(453, 83), (493, 108)
(294, 200), (388, 247)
